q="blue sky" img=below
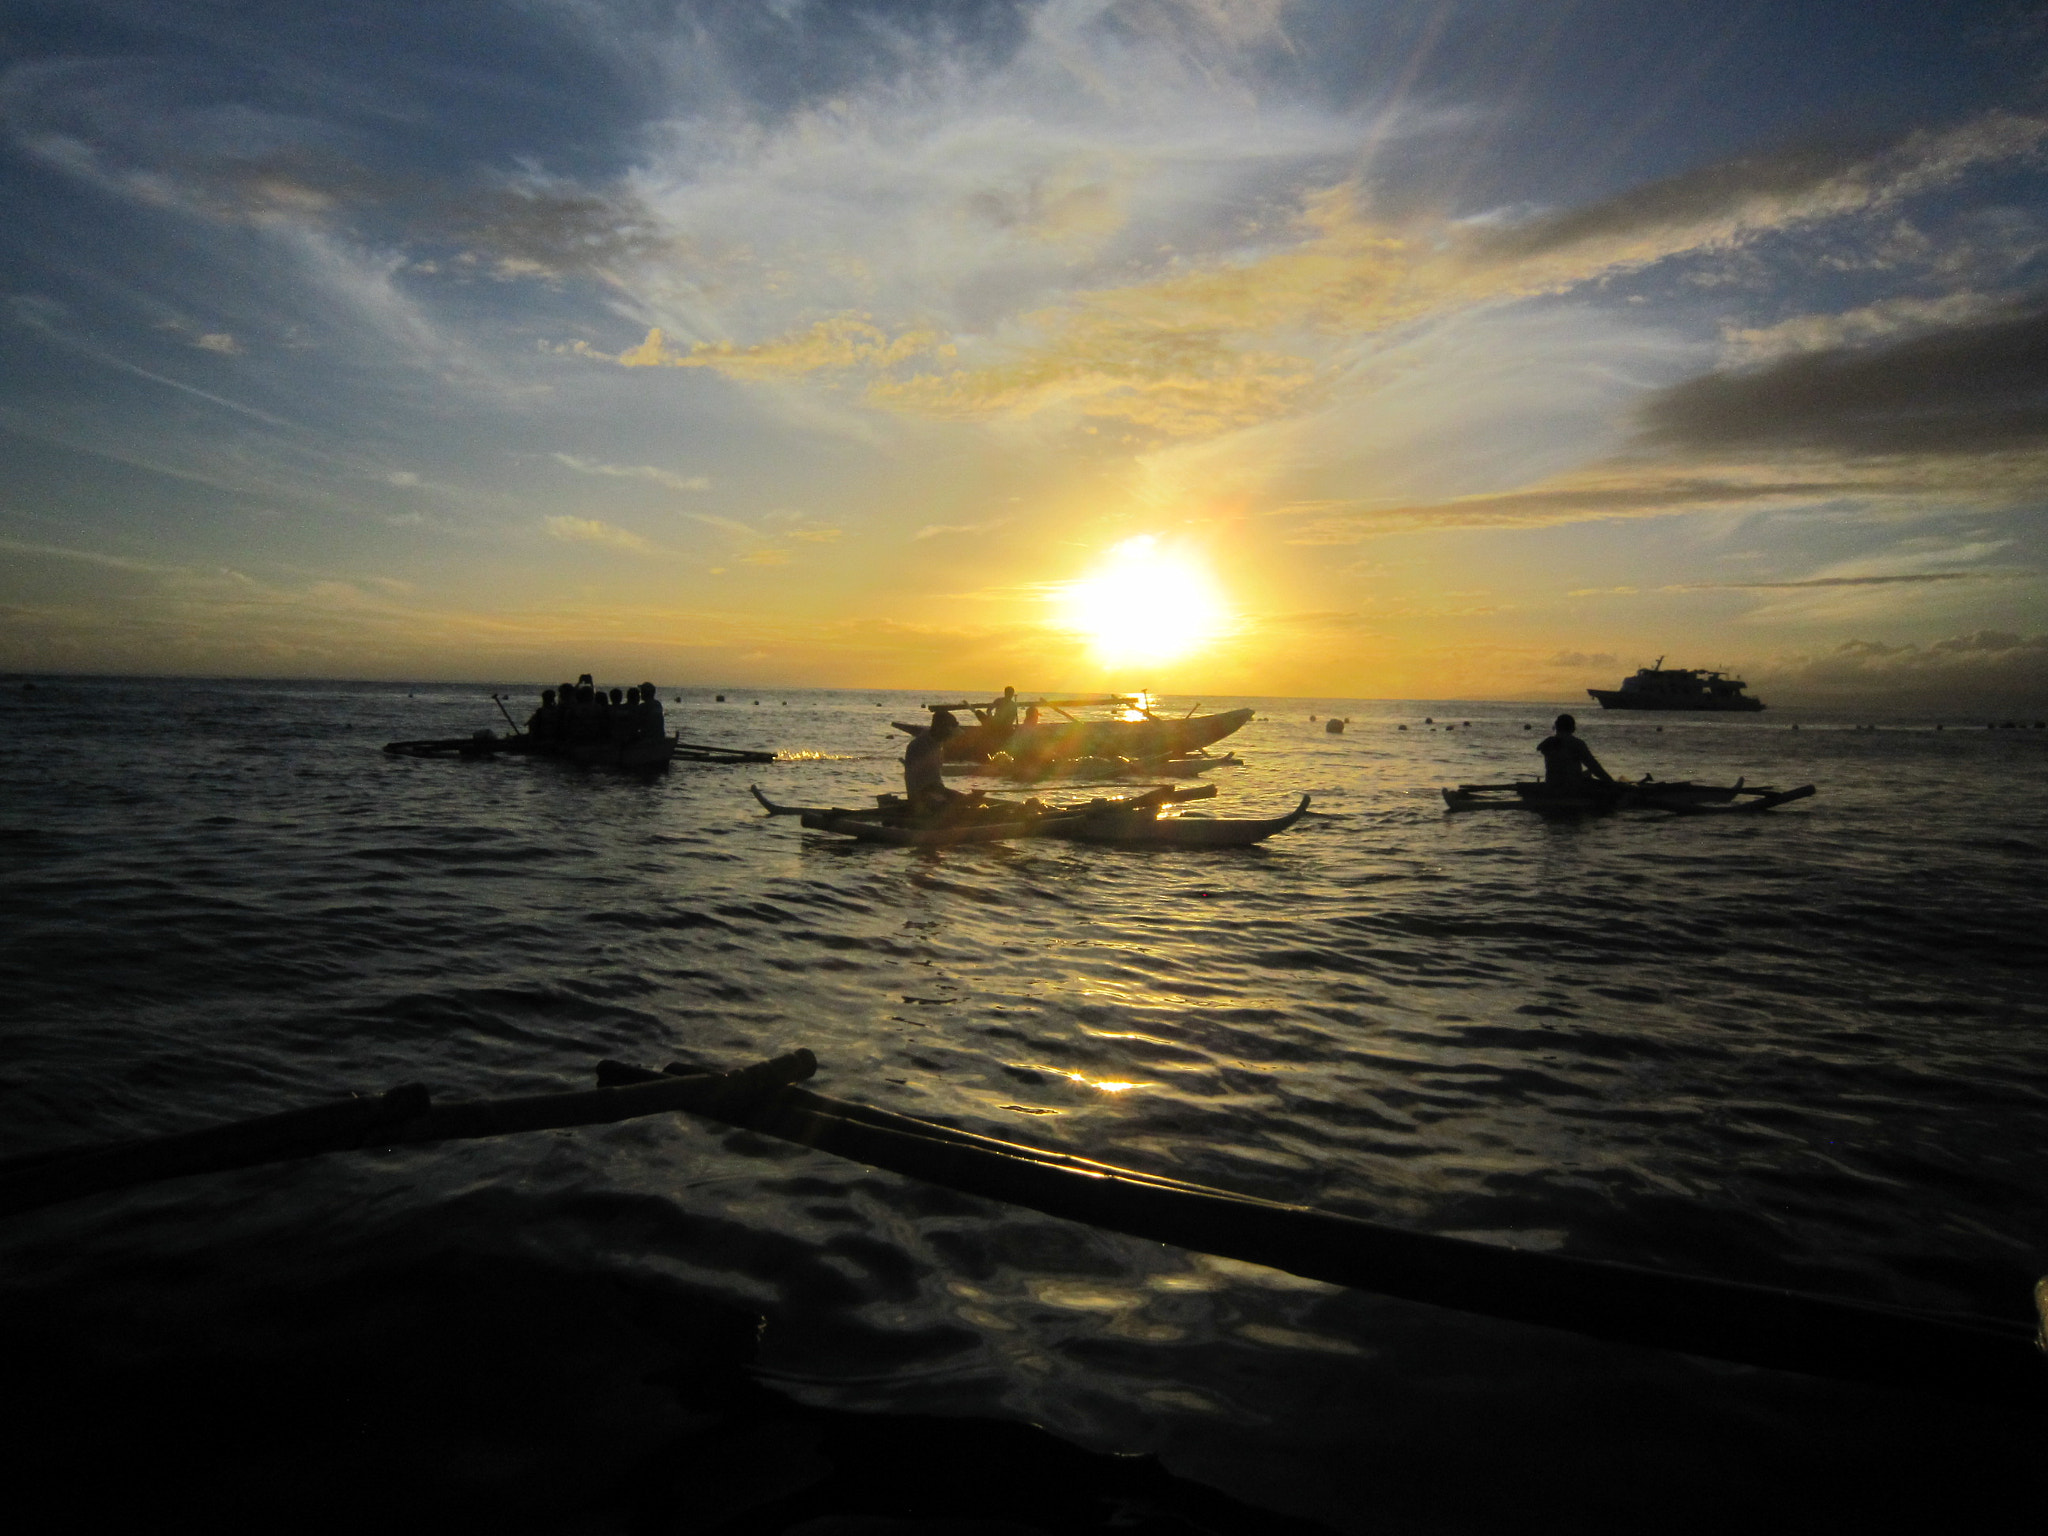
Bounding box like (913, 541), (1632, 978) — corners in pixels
(3, 0), (2045, 704)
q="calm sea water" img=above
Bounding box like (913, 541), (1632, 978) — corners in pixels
(3, 677), (2045, 1530)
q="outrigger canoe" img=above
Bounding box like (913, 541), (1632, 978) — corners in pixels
(750, 784), (1310, 848)
(893, 706), (1254, 764)
(1443, 780), (1815, 814)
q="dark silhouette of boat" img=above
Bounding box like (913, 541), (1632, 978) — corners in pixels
(749, 783), (1307, 847)
(892, 696), (1254, 762)
(1588, 657), (1764, 711)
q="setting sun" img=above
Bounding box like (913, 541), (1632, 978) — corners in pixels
(1055, 535), (1234, 668)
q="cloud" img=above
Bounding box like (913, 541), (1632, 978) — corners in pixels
(543, 515), (651, 551)
(1470, 113), (2048, 270)
(1667, 571), (2026, 590)
(192, 332), (242, 354)
(1641, 303), (2048, 456)
(612, 318), (946, 380)
(1277, 470), (1888, 540)
(1760, 629), (2048, 707)
(1721, 291), (2013, 364)
(839, 111), (2048, 439)
(550, 452), (711, 493)
(914, 516), (1010, 539)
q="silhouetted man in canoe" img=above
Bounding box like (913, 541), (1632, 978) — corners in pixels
(905, 710), (981, 817)
(1539, 713), (1615, 785)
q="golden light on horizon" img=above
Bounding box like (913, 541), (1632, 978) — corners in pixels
(1055, 535), (1233, 669)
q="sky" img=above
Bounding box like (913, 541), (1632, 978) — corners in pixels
(3, 0), (2048, 706)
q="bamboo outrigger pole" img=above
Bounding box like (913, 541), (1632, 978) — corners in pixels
(0, 1053), (817, 1219)
(5, 1051), (2041, 1408)
(597, 1059), (2048, 1410)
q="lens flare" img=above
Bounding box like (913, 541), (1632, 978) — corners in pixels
(1056, 535), (1232, 667)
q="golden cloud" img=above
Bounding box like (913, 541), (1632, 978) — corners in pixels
(854, 114), (2047, 438)
(576, 110), (2048, 457)
(544, 515), (651, 550)
(616, 317), (948, 378)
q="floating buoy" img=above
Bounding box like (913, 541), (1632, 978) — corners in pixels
(1325, 718), (1345, 735)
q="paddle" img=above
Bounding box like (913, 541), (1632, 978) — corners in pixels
(489, 693), (523, 736)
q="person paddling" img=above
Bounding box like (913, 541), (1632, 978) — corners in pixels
(1538, 713), (1615, 785)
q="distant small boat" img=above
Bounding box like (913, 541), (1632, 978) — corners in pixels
(1588, 657), (1765, 711)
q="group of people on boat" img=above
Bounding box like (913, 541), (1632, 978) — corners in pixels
(525, 675), (666, 746)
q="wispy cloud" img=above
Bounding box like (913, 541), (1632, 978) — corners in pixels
(1667, 571), (2026, 590)
(543, 515), (651, 551)
(914, 516), (1011, 540)
(1761, 629), (2048, 705)
(551, 452), (710, 493)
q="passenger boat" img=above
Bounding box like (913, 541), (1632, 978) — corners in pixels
(1442, 780), (1815, 813)
(1588, 657), (1766, 711)
(892, 696), (1254, 763)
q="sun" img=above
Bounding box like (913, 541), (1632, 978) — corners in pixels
(1055, 535), (1233, 668)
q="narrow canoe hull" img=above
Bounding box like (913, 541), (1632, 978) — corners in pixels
(1443, 782), (1814, 814)
(385, 732), (737, 770)
(797, 810), (1080, 846)
(1046, 795), (1312, 846)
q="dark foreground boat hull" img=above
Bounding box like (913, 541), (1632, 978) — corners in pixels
(894, 707), (1255, 762)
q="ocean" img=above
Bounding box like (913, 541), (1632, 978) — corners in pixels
(2, 676), (2044, 1533)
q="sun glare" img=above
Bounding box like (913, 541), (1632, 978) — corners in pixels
(1056, 536), (1233, 668)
